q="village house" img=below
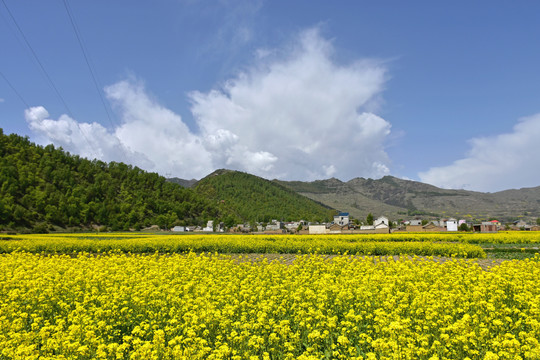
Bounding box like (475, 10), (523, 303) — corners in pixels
(333, 212), (350, 226)
(511, 220), (529, 230)
(329, 223), (349, 233)
(374, 216), (389, 227)
(405, 219), (423, 232)
(265, 220), (283, 231)
(490, 220), (501, 228)
(202, 220), (214, 232)
(473, 222), (498, 233)
(446, 218), (458, 232)
(284, 221), (306, 232)
(309, 224), (327, 234)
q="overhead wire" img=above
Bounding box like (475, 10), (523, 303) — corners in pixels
(0, 8), (31, 108)
(0, 70), (30, 108)
(1, 0), (75, 118)
(61, 0), (129, 162)
(0, 0), (97, 157)
(61, 0), (118, 130)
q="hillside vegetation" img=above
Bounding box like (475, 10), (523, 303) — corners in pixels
(194, 169), (336, 224)
(0, 129), (219, 232)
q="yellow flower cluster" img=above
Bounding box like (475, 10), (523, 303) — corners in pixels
(6, 231), (540, 244)
(0, 234), (485, 258)
(1, 252), (539, 359)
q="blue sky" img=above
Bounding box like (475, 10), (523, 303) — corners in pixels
(1, 1), (540, 192)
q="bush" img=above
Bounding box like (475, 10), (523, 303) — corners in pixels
(32, 224), (49, 234)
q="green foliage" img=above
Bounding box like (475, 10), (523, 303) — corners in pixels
(195, 170), (336, 223)
(366, 213), (374, 225)
(0, 129), (220, 231)
(459, 223), (470, 232)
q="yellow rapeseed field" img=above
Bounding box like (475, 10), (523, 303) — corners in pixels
(0, 233), (487, 257)
(1, 251), (539, 360)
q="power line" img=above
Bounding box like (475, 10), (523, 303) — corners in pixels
(1, 0), (75, 119)
(62, 0), (118, 130)
(61, 0), (130, 162)
(0, 70), (30, 108)
(0, 0), (97, 157)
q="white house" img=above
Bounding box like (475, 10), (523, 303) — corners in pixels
(265, 221), (283, 231)
(309, 225), (327, 234)
(446, 218), (458, 232)
(334, 212), (350, 226)
(202, 220), (214, 232)
(284, 222), (298, 231)
(171, 226), (185, 232)
(374, 216), (389, 227)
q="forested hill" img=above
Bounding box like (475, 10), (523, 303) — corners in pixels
(0, 129), (220, 232)
(194, 169), (337, 224)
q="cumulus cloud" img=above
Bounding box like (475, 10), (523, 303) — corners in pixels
(190, 28), (391, 180)
(105, 80), (213, 177)
(25, 28), (392, 181)
(25, 82), (214, 179)
(419, 114), (540, 192)
(24, 106), (145, 165)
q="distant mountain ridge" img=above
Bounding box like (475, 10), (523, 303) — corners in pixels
(167, 172), (540, 223)
(275, 176), (540, 222)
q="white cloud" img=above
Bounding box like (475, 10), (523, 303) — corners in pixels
(419, 114), (540, 192)
(25, 28), (392, 181)
(105, 80), (213, 177)
(25, 82), (214, 179)
(24, 106), (142, 164)
(190, 28), (391, 180)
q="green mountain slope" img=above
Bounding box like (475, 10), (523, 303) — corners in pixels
(0, 129), (220, 232)
(194, 169), (337, 224)
(276, 176), (540, 223)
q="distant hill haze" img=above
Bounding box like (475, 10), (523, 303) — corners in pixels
(274, 176), (540, 223)
(169, 172), (540, 223)
(167, 177), (198, 189)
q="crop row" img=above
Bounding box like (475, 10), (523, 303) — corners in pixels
(5, 231), (540, 244)
(1, 252), (539, 359)
(0, 234), (485, 258)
